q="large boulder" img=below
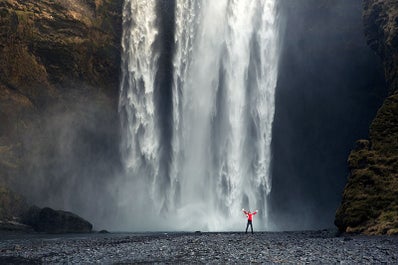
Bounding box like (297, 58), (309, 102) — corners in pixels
(1, 186), (94, 233)
(22, 207), (93, 233)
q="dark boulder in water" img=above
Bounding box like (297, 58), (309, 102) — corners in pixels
(22, 206), (92, 233)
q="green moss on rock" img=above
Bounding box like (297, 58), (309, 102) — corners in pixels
(336, 0), (398, 235)
(336, 97), (398, 235)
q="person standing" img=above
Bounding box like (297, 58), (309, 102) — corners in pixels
(242, 209), (258, 234)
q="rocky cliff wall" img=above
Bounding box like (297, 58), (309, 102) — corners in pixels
(335, 0), (398, 235)
(0, 0), (123, 224)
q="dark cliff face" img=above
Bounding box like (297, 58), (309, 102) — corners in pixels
(0, 0), (123, 224)
(363, 0), (398, 95)
(270, 0), (386, 230)
(335, 0), (398, 235)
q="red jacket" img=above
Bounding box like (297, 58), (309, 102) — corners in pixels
(243, 210), (257, 221)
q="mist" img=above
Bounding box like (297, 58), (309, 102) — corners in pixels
(269, 0), (386, 230)
(10, 88), (122, 230)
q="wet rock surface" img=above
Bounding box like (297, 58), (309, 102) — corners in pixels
(0, 230), (397, 264)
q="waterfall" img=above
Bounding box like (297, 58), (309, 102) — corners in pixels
(118, 0), (280, 231)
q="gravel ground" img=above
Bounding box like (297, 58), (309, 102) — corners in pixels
(0, 230), (397, 264)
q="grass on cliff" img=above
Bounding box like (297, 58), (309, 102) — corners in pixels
(370, 94), (398, 153)
(337, 95), (398, 235)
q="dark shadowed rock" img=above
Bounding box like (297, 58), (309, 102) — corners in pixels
(335, 0), (398, 235)
(22, 207), (92, 233)
(0, 221), (33, 232)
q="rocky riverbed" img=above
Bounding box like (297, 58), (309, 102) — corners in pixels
(0, 230), (397, 264)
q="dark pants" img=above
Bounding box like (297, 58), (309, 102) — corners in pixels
(245, 220), (253, 234)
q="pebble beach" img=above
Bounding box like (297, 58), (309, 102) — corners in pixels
(1, 230), (398, 264)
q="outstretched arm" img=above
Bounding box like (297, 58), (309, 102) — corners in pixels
(242, 208), (248, 215)
(253, 210), (259, 215)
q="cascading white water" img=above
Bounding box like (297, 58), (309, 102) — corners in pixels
(118, 0), (280, 231)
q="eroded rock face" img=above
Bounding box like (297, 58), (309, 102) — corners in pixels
(0, 0), (123, 225)
(0, 0), (122, 99)
(363, 0), (398, 94)
(335, 0), (398, 235)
